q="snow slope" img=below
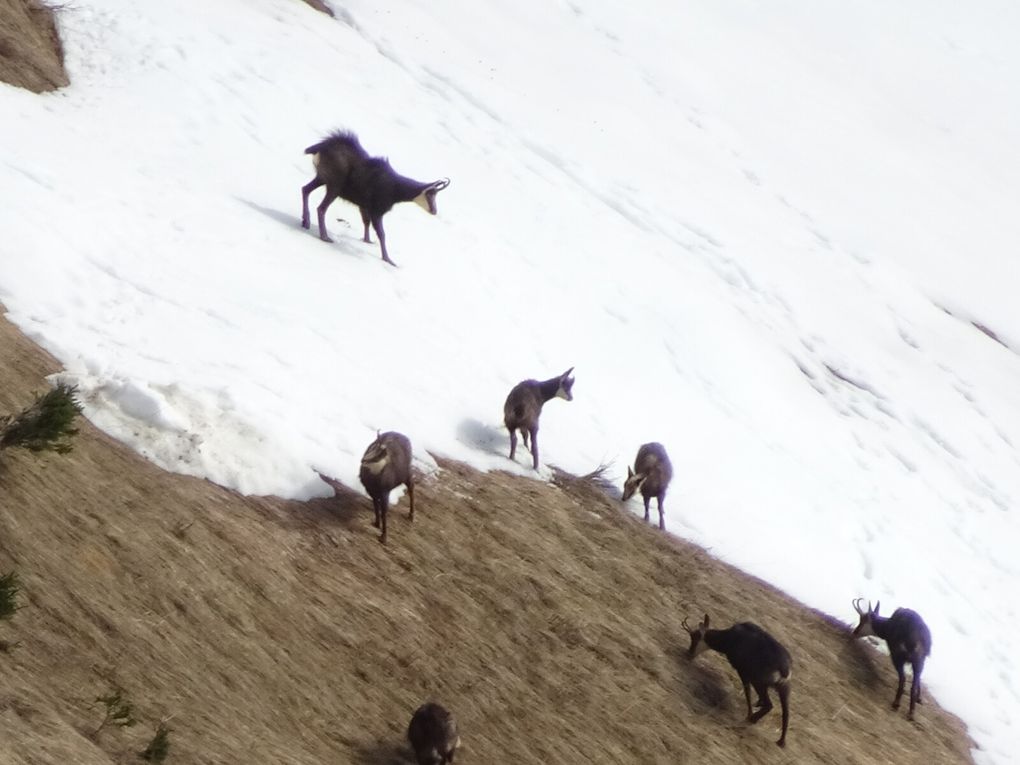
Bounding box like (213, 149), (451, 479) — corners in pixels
(2, 1), (1019, 760)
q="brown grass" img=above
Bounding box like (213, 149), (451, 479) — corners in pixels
(0, 311), (975, 764)
(0, 0), (67, 93)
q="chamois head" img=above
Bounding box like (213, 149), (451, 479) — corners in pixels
(682, 614), (711, 658)
(413, 178), (451, 215)
(361, 430), (391, 476)
(851, 598), (879, 638)
(556, 367), (575, 401)
(622, 466), (646, 502)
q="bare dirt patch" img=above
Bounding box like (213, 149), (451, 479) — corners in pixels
(0, 312), (975, 763)
(0, 0), (67, 93)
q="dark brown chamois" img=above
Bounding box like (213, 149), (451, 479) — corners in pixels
(622, 442), (674, 531)
(300, 130), (449, 266)
(407, 702), (461, 765)
(683, 614), (792, 747)
(503, 367), (575, 470)
(358, 431), (414, 544)
(851, 598), (932, 720)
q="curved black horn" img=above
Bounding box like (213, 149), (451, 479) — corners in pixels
(433, 177), (451, 191)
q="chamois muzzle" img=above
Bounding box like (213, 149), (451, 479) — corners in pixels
(420, 178), (451, 215)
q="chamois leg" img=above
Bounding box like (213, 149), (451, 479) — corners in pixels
(776, 681), (790, 747)
(909, 657), (925, 719)
(508, 428), (518, 461)
(742, 682), (755, 721)
(521, 428), (531, 452)
(359, 207), (372, 242)
(749, 683), (773, 723)
(407, 477), (415, 521)
(657, 494), (666, 530)
(379, 496), (389, 544)
(529, 426), (539, 470)
(643, 496), (651, 524)
(371, 497), (381, 529)
(371, 216), (395, 266)
(301, 177), (323, 229)
(316, 189), (338, 243)
(891, 657), (907, 710)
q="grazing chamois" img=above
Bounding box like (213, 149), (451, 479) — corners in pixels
(622, 442), (673, 531)
(300, 130), (449, 266)
(851, 598), (932, 719)
(503, 367), (575, 470)
(358, 431), (414, 544)
(407, 702), (460, 765)
(683, 614), (792, 747)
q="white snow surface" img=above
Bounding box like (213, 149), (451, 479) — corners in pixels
(2, 0), (1019, 760)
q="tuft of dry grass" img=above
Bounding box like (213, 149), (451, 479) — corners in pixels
(0, 311), (976, 764)
(551, 461), (617, 503)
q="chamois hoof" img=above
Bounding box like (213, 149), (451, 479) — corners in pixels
(776, 738), (787, 748)
(320, 234), (334, 243)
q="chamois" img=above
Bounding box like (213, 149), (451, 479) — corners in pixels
(851, 598), (932, 719)
(358, 431), (414, 544)
(407, 702), (461, 765)
(503, 367), (575, 470)
(300, 130), (449, 266)
(622, 442), (673, 530)
(683, 614), (792, 747)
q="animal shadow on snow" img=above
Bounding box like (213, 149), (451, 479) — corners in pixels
(457, 417), (508, 457)
(235, 196), (357, 241)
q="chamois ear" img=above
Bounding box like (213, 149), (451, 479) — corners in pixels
(627, 466), (635, 479)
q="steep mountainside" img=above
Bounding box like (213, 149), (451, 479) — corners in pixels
(0, 314), (974, 764)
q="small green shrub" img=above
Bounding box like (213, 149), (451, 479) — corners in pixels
(0, 383), (83, 455)
(0, 571), (22, 621)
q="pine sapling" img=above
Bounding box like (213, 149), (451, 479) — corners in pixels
(0, 383), (83, 455)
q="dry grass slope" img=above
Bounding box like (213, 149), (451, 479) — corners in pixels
(0, 311), (976, 764)
(0, 0), (67, 92)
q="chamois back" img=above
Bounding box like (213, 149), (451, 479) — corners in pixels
(407, 702), (460, 765)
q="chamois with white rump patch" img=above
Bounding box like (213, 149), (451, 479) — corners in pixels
(683, 614), (793, 747)
(851, 598), (932, 720)
(622, 442), (673, 530)
(407, 702), (460, 765)
(300, 130), (449, 266)
(359, 431), (414, 544)
(503, 368), (575, 470)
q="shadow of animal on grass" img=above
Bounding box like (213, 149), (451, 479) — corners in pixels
(456, 418), (507, 456)
(349, 737), (411, 765)
(677, 650), (734, 712)
(842, 628), (889, 692)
